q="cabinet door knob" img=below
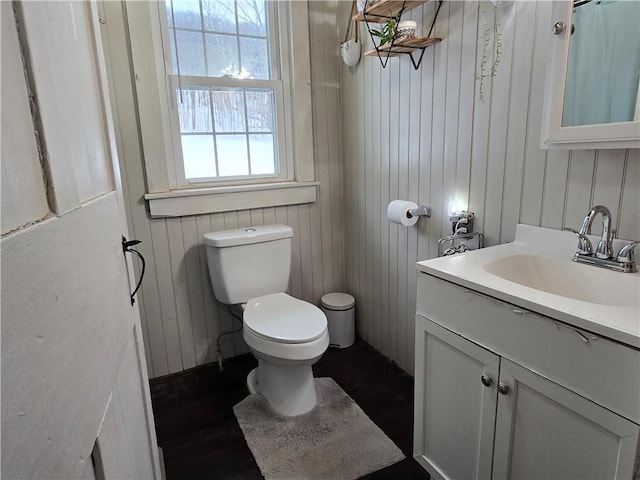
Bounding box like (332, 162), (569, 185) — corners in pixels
(498, 383), (510, 395)
(552, 21), (566, 35)
(481, 375), (493, 387)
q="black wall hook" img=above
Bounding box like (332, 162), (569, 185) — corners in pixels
(122, 236), (146, 306)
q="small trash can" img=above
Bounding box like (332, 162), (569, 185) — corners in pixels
(320, 293), (356, 349)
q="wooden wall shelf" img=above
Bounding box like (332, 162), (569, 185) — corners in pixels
(353, 0), (429, 23)
(364, 36), (441, 57)
(356, 0), (443, 70)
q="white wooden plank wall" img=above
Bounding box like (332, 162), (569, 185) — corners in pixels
(103, 1), (345, 378)
(340, 0), (640, 374)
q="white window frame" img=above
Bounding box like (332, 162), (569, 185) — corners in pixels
(126, 0), (316, 217)
(167, 76), (290, 187)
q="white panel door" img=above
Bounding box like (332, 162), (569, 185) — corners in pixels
(92, 324), (158, 479)
(414, 316), (500, 480)
(493, 359), (640, 480)
(0, 0), (50, 234)
(1, 2), (160, 478)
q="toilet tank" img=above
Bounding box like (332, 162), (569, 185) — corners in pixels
(203, 225), (293, 304)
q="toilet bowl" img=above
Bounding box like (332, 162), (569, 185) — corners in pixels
(203, 225), (329, 417)
(243, 292), (329, 416)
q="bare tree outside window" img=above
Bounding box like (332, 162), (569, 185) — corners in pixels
(167, 0), (276, 180)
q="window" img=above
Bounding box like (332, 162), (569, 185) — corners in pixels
(164, 0), (290, 185)
(125, 1), (316, 217)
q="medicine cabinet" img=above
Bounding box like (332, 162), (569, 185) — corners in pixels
(540, 0), (640, 149)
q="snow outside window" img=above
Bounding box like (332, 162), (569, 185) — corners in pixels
(163, 0), (290, 185)
(124, 0), (315, 217)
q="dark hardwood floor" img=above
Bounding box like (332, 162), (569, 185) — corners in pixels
(150, 339), (429, 480)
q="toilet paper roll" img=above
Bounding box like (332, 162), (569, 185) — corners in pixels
(387, 200), (419, 227)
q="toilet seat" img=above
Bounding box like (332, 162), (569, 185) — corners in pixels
(244, 293), (327, 344)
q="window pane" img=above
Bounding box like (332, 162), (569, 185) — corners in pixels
(245, 91), (273, 132)
(249, 134), (275, 174)
(166, 1), (273, 80)
(211, 90), (246, 132)
(240, 37), (269, 79)
(166, 3), (174, 29)
(163, 1), (283, 184)
(168, 31), (178, 74)
(237, 0), (267, 36)
(176, 30), (205, 76)
(182, 135), (217, 179)
(170, 0), (201, 29)
(201, 0), (236, 33)
(217, 135), (249, 176)
(205, 33), (239, 77)
(177, 88), (212, 133)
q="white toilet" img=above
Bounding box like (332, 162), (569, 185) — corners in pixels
(203, 225), (329, 416)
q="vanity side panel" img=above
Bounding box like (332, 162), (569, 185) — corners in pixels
(417, 273), (640, 424)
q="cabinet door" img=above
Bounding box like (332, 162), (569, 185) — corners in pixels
(493, 359), (640, 480)
(414, 316), (500, 480)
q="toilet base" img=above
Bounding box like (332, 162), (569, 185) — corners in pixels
(246, 367), (259, 394)
(249, 359), (317, 417)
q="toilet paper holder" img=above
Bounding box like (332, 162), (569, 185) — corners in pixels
(407, 206), (432, 218)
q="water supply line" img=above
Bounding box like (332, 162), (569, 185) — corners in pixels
(216, 304), (244, 371)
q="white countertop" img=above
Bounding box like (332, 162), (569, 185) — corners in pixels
(417, 225), (640, 349)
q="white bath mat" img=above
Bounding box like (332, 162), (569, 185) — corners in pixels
(233, 377), (405, 480)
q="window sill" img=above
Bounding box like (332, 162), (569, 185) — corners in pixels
(144, 181), (319, 218)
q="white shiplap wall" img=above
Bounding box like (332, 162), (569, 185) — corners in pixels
(101, 1), (345, 378)
(104, 0), (639, 379)
(340, 0), (640, 374)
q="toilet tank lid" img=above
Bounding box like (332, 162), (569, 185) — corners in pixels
(203, 224), (293, 247)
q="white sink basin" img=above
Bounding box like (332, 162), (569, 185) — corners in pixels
(483, 254), (636, 307)
(416, 224), (640, 348)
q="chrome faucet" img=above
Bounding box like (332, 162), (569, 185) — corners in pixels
(578, 205), (613, 259)
(568, 205), (639, 273)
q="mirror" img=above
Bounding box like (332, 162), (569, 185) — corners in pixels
(563, 0), (640, 127)
(541, 0), (640, 149)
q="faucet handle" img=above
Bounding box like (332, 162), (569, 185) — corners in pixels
(596, 239), (613, 260)
(564, 228), (593, 255)
(616, 241), (640, 263)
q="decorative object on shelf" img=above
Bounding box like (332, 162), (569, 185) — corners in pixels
(341, 1), (362, 66)
(370, 18), (397, 47)
(356, 0), (443, 70)
(396, 20), (418, 39)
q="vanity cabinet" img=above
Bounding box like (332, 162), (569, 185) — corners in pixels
(414, 273), (640, 480)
